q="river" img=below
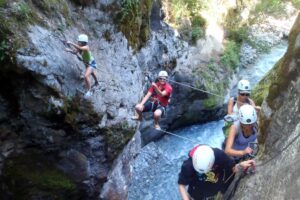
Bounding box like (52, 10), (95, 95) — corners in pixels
(127, 42), (287, 200)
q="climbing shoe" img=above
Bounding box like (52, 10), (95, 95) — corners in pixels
(84, 90), (92, 98)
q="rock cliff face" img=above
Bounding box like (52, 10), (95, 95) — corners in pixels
(231, 13), (300, 200)
(0, 0), (296, 199)
(0, 0), (228, 199)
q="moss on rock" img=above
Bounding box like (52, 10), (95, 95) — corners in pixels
(265, 14), (300, 109)
(43, 94), (100, 134)
(103, 122), (135, 162)
(1, 152), (78, 200)
(31, 0), (70, 19)
(252, 58), (283, 106)
(195, 61), (229, 109)
(116, 0), (152, 50)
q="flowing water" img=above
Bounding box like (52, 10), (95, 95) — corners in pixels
(128, 42), (287, 200)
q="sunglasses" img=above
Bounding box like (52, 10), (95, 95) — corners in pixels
(241, 123), (255, 127)
(239, 93), (250, 97)
(159, 77), (167, 81)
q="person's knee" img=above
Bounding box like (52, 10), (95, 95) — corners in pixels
(135, 104), (143, 112)
(154, 110), (162, 118)
(84, 73), (90, 80)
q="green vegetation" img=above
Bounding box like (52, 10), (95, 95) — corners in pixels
(0, 40), (9, 61)
(252, 57), (284, 106)
(290, 0), (300, 9)
(3, 153), (77, 199)
(31, 0), (70, 21)
(195, 64), (228, 109)
(120, 0), (140, 19)
(117, 0), (152, 50)
(46, 95), (100, 134)
(252, 0), (300, 17)
(168, 0), (206, 44)
(221, 41), (240, 71)
(0, 0), (71, 62)
(203, 81), (225, 109)
(254, 0), (285, 16)
(227, 26), (249, 44)
(191, 26), (204, 44)
(0, 0), (7, 7)
(251, 81), (269, 106)
(12, 1), (32, 20)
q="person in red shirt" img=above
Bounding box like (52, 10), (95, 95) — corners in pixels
(132, 70), (173, 129)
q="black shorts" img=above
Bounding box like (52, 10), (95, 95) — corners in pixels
(142, 101), (166, 117)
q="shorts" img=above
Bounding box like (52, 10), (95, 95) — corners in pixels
(88, 60), (97, 69)
(142, 101), (166, 117)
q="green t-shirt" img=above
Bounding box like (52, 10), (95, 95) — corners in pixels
(81, 51), (94, 63)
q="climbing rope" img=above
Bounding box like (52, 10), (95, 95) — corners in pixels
(168, 79), (225, 98)
(157, 129), (200, 143)
(143, 71), (251, 106)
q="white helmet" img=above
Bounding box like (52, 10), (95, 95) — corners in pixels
(77, 34), (88, 43)
(239, 104), (257, 124)
(238, 80), (251, 93)
(192, 145), (215, 174)
(158, 70), (168, 78)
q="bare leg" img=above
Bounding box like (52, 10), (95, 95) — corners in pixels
(153, 109), (162, 129)
(84, 66), (93, 90)
(132, 104), (144, 120)
(91, 69), (98, 83)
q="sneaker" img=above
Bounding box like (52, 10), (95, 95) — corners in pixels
(92, 81), (99, 88)
(84, 90), (92, 97)
(154, 124), (161, 130)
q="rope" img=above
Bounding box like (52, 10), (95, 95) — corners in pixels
(168, 79), (225, 98)
(142, 72), (250, 106)
(168, 79), (252, 107)
(157, 129), (200, 143)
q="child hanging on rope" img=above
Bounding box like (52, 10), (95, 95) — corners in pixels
(66, 34), (99, 97)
